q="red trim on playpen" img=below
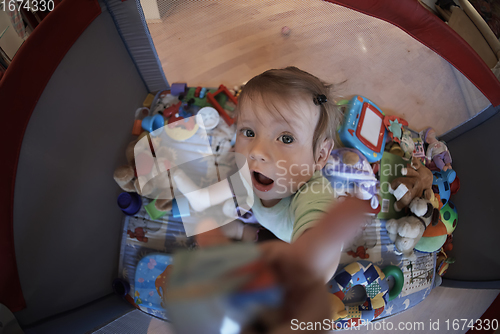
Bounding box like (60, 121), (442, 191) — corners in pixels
(0, 0), (101, 312)
(327, 0), (500, 107)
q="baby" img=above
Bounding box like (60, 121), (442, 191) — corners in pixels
(234, 67), (343, 243)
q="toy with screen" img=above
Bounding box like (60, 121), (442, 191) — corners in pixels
(338, 96), (388, 163)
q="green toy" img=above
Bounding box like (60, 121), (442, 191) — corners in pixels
(145, 199), (167, 220)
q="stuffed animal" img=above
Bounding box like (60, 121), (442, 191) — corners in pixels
(386, 197), (440, 261)
(389, 157), (434, 212)
(113, 133), (174, 212)
(424, 127), (452, 172)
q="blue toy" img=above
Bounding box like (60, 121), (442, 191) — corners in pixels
(432, 169), (456, 205)
(338, 96), (388, 163)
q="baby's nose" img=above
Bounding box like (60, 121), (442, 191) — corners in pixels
(249, 142), (268, 162)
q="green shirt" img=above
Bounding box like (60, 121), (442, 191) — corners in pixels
(252, 171), (335, 243)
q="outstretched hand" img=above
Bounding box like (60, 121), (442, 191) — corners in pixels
(244, 197), (372, 334)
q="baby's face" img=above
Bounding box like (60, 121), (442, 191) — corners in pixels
(235, 96), (322, 207)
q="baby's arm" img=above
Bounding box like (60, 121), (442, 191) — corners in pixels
(293, 197), (371, 282)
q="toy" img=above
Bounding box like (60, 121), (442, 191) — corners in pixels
(145, 199), (168, 220)
(383, 115), (408, 143)
(328, 261), (400, 327)
(194, 86), (202, 98)
(399, 128), (415, 159)
(206, 84), (238, 126)
(431, 169), (456, 205)
(412, 136), (426, 161)
(113, 136), (174, 212)
(440, 200), (457, 234)
(424, 127), (452, 171)
(117, 192), (142, 215)
(199, 87), (207, 99)
(389, 157), (434, 212)
(436, 249), (455, 276)
(143, 93), (155, 108)
(170, 83), (187, 96)
(386, 197), (440, 260)
(142, 114), (165, 133)
(323, 148), (380, 210)
(338, 95), (388, 163)
(196, 106), (220, 130)
(132, 119), (142, 136)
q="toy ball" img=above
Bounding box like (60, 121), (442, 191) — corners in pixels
(432, 169), (456, 205)
(440, 200), (458, 234)
(281, 26), (291, 36)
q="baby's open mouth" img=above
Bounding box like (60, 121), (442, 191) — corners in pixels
(252, 171), (274, 192)
(254, 171), (274, 185)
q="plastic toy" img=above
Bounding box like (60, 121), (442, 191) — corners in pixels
(386, 197), (440, 260)
(143, 93), (155, 108)
(206, 84), (238, 126)
(145, 199), (168, 220)
(399, 128), (415, 159)
(195, 106), (220, 130)
(383, 115), (408, 143)
(132, 119), (142, 136)
(117, 192), (142, 215)
(382, 265), (404, 301)
(194, 86), (201, 97)
(112, 278), (131, 297)
(338, 95), (388, 163)
(170, 83), (187, 96)
(414, 218), (448, 254)
(199, 87), (207, 99)
(431, 169), (456, 205)
(163, 101), (181, 119)
(328, 261), (395, 327)
(424, 127), (452, 171)
(142, 114), (165, 133)
(389, 157), (434, 212)
(440, 200), (457, 234)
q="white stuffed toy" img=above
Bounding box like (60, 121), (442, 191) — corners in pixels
(386, 197), (440, 261)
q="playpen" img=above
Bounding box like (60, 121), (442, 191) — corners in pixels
(1, 0), (499, 331)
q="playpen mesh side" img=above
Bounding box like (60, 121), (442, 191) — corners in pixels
(137, 0), (496, 136)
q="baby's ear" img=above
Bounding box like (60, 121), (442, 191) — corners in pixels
(315, 138), (334, 170)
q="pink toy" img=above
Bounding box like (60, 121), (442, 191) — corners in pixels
(424, 128), (452, 171)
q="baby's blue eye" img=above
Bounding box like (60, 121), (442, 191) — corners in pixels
(279, 134), (294, 144)
(242, 129), (255, 137)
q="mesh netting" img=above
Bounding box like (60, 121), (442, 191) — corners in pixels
(140, 0), (490, 135)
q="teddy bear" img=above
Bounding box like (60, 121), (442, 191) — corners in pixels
(386, 197), (440, 261)
(113, 133), (173, 212)
(389, 156), (434, 212)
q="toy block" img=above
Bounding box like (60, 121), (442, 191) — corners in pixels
(143, 93), (155, 108)
(194, 86), (202, 98)
(132, 119), (142, 136)
(145, 199), (167, 220)
(206, 85), (237, 126)
(171, 83), (187, 96)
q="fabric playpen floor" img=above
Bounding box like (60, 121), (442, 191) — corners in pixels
(116, 89), (437, 325)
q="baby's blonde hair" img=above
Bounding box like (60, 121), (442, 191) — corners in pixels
(236, 67), (342, 160)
